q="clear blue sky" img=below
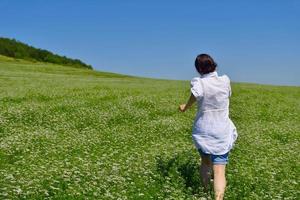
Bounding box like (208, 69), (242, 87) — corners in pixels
(1, 0), (299, 86)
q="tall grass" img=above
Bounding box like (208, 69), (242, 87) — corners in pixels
(0, 58), (299, 199)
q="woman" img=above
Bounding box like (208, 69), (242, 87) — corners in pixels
(179, 54), (238, 200)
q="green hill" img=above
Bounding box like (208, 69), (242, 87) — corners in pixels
(0, 37), (92, 69)
(0, 58), (299, 199)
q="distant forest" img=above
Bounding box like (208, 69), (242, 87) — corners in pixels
(0, 37), (92, 69)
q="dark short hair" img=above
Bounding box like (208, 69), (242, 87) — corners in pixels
(194, 54), (217, 75)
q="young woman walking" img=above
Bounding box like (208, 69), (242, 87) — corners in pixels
(179, 54), (238, 200)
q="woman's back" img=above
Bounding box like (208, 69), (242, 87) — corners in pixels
(194, 72), (230, 112)
(191, 71), (237, 155)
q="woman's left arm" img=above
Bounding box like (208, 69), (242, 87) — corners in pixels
(179, 93), (196, 112)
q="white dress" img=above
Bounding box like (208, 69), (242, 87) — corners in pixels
(190, 71), (238, 155)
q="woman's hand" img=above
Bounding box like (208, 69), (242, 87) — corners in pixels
(179, 104), (186, 112)
(179, 94), (196, 112)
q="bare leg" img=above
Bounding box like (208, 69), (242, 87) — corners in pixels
(199, 155), (212, 191)
(213, 164), (226, 200)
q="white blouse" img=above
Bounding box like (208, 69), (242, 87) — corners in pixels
(190, 71), (238, 155)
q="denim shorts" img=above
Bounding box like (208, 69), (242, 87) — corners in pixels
(197, 149), (229, 165)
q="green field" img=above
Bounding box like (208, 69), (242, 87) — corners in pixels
(0, 57), (299, 199)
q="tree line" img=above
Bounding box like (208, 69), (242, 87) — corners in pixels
(0, 37), (92, 69)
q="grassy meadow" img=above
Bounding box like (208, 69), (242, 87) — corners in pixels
(0, 56), (299, 199)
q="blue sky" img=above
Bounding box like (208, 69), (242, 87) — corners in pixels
(0, 0), (299, 85)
